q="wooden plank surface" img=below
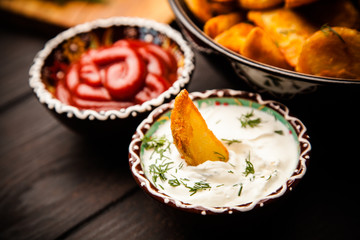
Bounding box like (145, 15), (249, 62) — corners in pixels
(64, 84), (360, 240)
(0, 0), (174, 28)
(0, 26), (46, 109)
(1, 17), (360, 240)
(0, 96), (137, 239)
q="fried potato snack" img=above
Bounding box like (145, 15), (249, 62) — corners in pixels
(185, 0), (213, 22)
(242, 27), (293, 70)
(209, 0), (238, 16)
(296, 27), (360, 79)
(299, 0), (360, 30)
(204, 12), (243, 39)
(237, 0), (283, 10)
(171, 89), (229, 166)
(185, 0), (237, 23)
(214, 22), (255, 53)
(248, 8), (316, 67)
(238, 0), (284, 10)
(284, 0), (319, 8)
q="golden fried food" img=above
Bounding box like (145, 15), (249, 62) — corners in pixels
(170, 89), (229, 166)
(300, 0), (360, 29)
(211, 0), (236, 2)
(187, 0), (360, 79)
(185, 0), (213, 22)
(237, 0), (283, 10)
(204, 12), (243, 39)
(296, 27), (360, 79)
(209, 0), (238, 16)
(214, 22), (255, 53)
(185, 0), (237, 23)
(284, 0), (319, 8)
(248, 8), (316, 67)
(321, 0), (360, 29)
(242, 27), (293, 70)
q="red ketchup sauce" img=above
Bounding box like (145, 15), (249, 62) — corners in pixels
(55, 39), (178, 111)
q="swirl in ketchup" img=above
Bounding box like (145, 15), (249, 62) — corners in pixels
(55, 39), (178, 111)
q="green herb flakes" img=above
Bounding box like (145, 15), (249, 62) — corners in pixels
(239, 110), (261, 128)
(221, 138), (242, 146)
(320, 24), (345, 43)
(214, 151), (226, 161)
(243, 153), (255, 177)
(149, 161), (173, 184)
(142, 135), (167, 150)
(274, 130), (284, 135)
(238, 184), (243, 197)
(182, 181), (211, 196)
(168, 178), (181, 187)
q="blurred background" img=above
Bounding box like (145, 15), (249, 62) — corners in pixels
(1, 1), (360, 240)
(0, 0), (174, 27)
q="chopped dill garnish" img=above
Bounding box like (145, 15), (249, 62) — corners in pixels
(228, 170), (234, 174)
(149, 161), (173, 184)
(168, 178), (181, 187)
(320, 24), (345, 43)
(228, 162), (236, 168)
(267, 169), (278, 180)
(232, 183), (243, 196)
(221, 138), (242, 146)
(142, 135), (167, 150)
(214, 151), (226, 161)
(274, 130), (284, 135)
(142, 135), (171, 162)
(153, 146), (171, 163)
(243, 153), (255, 177)
(238, 183), (243, 196)
(239, 110), (261, 128)
(182, 181), (211, 196)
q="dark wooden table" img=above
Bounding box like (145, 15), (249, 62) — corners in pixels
(1, 14), (360, 240)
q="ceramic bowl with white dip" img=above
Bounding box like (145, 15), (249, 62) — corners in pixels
(129, 89), (310, 215)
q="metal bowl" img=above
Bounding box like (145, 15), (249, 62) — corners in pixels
(169, 0), (360, 98)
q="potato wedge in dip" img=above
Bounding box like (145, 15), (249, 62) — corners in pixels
(135, 90), (308, 210)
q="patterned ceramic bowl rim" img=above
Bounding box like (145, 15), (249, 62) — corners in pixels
(29, 17), (195, 121)
(169, 0), (360, 85)
(129, 89), (311, 215)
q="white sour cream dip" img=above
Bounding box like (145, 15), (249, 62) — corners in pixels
(141, 102), (299, 208)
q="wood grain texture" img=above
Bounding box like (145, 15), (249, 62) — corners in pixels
(62, 177), (359, 240)
(0, 0), (174, 28)
(0, 28), (46, 109)
(0, 96), (137, 239)
(65, 190), (188, 240)
(1, 17), (360, 240)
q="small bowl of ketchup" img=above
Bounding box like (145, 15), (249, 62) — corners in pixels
(29, 17), (195, 138)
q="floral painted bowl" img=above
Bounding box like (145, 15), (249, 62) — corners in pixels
(29, 17), (195, 137)
(129, 89), (311, 215)
(168, 0), (360, 98)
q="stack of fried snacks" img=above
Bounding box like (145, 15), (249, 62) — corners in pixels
(185, 0), (360, 79)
